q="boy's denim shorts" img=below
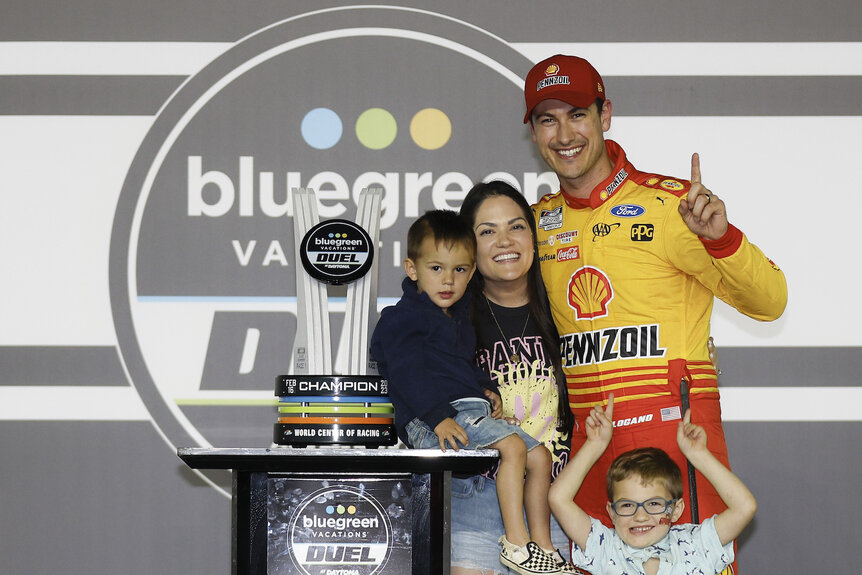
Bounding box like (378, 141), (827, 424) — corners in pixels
(405, 398), (541, 451)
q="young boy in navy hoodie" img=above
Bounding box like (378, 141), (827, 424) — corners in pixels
(371, 210), (563, 575)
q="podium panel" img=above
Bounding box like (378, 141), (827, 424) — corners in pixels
(265, 473), (412, 575)
(178, 447), (499, 575)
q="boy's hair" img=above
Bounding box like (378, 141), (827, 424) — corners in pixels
(607, 447), (683, 500)
(407, 209), (476, 261)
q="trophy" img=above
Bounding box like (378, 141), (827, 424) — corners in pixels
(274, 187), (396, 447)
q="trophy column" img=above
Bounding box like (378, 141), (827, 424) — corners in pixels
(275, 187), (395, 447)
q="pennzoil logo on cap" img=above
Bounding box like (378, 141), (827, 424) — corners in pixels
(537, 75), (571, 91)
(537, 62), (569, 91)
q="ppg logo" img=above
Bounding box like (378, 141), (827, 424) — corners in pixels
(631, 224), (654, 242)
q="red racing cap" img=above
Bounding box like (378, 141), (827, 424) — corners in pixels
(523, 54), (606, 123)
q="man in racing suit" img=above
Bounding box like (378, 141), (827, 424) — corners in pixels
(525, 54), (787, 574)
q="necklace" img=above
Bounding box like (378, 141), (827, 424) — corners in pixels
(485, 295), (531, 364)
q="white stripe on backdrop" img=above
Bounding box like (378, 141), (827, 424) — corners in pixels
(3, 42), (862, 75)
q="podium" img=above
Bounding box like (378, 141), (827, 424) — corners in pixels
(178, 447), (499, 575)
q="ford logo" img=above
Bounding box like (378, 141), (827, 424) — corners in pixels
(610, 204), (645, 218)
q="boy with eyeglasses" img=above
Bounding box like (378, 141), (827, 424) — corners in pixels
(549, 395), (756, 575)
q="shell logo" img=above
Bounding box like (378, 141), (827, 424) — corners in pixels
(567, 266), (614, 319)
(545, 64), (560, 76)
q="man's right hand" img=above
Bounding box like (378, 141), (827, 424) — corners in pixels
(678, 153), (729, 241)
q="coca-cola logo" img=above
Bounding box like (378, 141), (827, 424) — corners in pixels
(556, 246), (580, 262)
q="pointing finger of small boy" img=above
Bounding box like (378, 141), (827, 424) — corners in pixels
(589, 405), (608, 429)
(678, 411), (692, 440)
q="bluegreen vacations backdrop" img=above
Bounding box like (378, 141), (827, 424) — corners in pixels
(1, 2), (860, 573)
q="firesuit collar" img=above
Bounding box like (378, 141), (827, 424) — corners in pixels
(558, 140), (630, 210)
(524, 54), (606, 123)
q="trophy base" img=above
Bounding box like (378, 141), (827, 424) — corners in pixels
(273, 422), (397, 447)
(273, 374), (396, 448)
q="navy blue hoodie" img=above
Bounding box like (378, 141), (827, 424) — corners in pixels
(370, 278), (498, 446)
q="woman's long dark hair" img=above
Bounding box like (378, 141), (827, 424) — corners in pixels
(460, 180), (571, 432)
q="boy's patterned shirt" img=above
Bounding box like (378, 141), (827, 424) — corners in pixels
(571, 516), (733, 575)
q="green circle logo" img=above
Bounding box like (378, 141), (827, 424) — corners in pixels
(355, 108), (398, 150)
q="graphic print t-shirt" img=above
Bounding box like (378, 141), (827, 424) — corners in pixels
(474, 299), (571, 479)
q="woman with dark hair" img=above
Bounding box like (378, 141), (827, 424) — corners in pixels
(452, 180), (576, 574)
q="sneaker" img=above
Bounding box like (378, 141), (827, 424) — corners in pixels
(544, 548), (590, 574)
(498, 536), (561, 575)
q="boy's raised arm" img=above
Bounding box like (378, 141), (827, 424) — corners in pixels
(548, 394), (614, 551)
(677, 409), (757, 545)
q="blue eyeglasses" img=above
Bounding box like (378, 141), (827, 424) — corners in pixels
(610, 497), (678, 517)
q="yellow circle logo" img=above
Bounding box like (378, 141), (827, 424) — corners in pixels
(660, 179), (684, 191)
(409, 108), (452, 150)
